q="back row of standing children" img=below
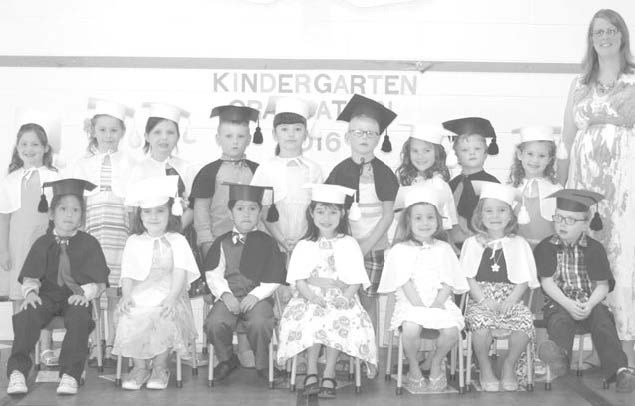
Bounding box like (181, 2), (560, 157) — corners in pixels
(1, 93), (634, 396)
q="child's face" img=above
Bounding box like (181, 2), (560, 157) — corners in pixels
(94, 115), (124, 153)
(140, 204), (170, 237)
(517, 141), (552, 179)
(216, 122), (250, 159)
(409, 203), (438, 242)
(230, 200), (261, 233)
(553, 208), (589, 242)
(311, 203), (343, 237)
(481, 198), (512, 234)
(409, 138), (437, 173)
(455, 135), (487, 171)
(17, 131), (48, 168)
(345, 116), (380, 156)
(146, 119), (179, 156)
(51, 195), (83, 237)
(273, 123), (306, 155)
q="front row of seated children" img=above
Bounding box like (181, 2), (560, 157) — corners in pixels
(6, 178), (635, 396)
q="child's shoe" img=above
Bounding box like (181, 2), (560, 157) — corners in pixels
(146, 366), (170, 390)
(538, 340), (568, 379)
(6, 371), (28, 395)
(616, 367), (635, 393)
(423, 374), (447, 392)
(56, 374), (78, 395)
(121, 367), (150, 390)
(41, 349), (60, 367)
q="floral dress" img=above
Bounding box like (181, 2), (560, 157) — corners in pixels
(566, 73), (635, 340)
(112, 237), (197, 359)
(277, 237), (377, 366)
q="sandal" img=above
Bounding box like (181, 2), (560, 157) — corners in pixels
(318, 377), (337, 399)
(302, 374), (320, 396)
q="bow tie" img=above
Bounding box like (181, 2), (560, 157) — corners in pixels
(232, 232), (246, 245)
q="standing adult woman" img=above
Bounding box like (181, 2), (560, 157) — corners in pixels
(559, 9), (635, 367)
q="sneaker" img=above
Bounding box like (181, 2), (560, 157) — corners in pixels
(121, 367), (151, 390)
(538, 340), (568, 379)
(616, 367), (635, 393)
(7, 371), (28, 395)
(146, 367), (170, 390)
(56, 374), (78, 395)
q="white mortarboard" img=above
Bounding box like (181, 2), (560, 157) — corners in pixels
(14, 107), (62, 153)
(125, 175), (181, 215)
(88, 98), (135, 122)
(514, 125), (560, 143)
(409, 122), (456, 145)
(306, 184), (356, 205)
(472, 181), (520, 207)
(394, 184), (444, 212)
(268, 96), (318, 122)
(140, 102), (193, 144)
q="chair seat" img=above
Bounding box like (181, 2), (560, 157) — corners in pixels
(490, 328), (512, 338)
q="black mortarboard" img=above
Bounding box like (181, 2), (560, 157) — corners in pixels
(337, 94), (397, 153)
(223, 182), (278, 222)
(443, 117), (498, 155)
(211, 105), (262, 144)
(547, 189), (605, 230)
(38, 178), (97, 213)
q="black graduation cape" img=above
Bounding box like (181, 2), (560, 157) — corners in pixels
(325, 157), (399, 208)
(19, 231), (110, 298)
(190, 159), (259, 199)
(534, 234), (615, 291)
(449, 170), (500, 220)
(203, 230), (286, 284)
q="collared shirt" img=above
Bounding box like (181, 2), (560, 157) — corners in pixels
(548, 233), (593, 302)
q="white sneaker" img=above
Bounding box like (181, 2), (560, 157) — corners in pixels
(121, 367), (151, 390)
(56, 374), (78, 395)
(7, 371), (28, 395)
(146, 367), (170, 390)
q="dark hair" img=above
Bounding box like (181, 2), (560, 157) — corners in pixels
(143, 117), (180, 154)
(508, 141), (557, 187)
(9, 123), (56, 173)
(302, 201), (350, 241)
(470, 199), (519, 238)
(85, 114), (126, 154)
(581, 9), (635, 85)
(395, 138), (450, 185)
(227, 200), (262, 210)
(46, 194), (86, 233)
(393, 203), (447, 245)
(452, 133), (488, 152)
(130, 198), (182, 235)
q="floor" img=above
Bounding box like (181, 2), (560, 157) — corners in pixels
(1, 345), (634, 406)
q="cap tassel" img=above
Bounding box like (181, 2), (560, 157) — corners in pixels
(253, 118), (263, 145)
(590, 210), (603, 231)
(38, 193), (49, 213)
(556, 139), (569, 160)
(266, 204), (279, 222)
(349, 202), (362, 221)
(446, 149), (458, 168)
(172, 197), (184, 217)
(381, 130), (392, 153)
(487, 136), (499, 155)
(517, 201), (530, 225)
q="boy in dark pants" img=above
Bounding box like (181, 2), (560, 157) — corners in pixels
(535, 189), (635, 392)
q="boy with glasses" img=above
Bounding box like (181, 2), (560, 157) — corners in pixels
(534, 189), (635, 392)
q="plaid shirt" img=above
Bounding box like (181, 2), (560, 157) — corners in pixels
(548, 233), (594, 303)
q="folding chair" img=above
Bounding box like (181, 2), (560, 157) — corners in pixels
(383, 293), (466, 395)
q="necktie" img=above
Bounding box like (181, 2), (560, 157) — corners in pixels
(56, 237), (84, 295)
(457, 175), (478, 220)
(100, 154), (112, 191)
(232, 232), (246, 245)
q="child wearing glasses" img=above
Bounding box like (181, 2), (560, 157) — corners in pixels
(325, 95), (399, 370)
(535, 189), (635, 393)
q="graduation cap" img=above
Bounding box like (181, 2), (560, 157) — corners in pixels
(38, 178), (97, 213)
(305, 184), (356, 205)
(141, 102), (193, 144)
(513, 125), (568, 160)
(266, 96), (317, 126)
(14, 107), (62, 154)
(472, 181), (520, 207)
(546, 189), (605, 231)
(223, 182), (278, 222)
(393, 184), (444, 212)
(406, 122), (458, 167)
(125, 175), (183, 216)
(337, 94), (397, 153)
(88, 98), (135, 122)
(211, 105), (262, 144)
(442, 117), (498, 155)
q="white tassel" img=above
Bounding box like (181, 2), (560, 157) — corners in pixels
(129, 132), (143, 149)
(349, 202), (362, 221)
(556, 139), (569, 160)
(517, 203), (530, 225)
(172, 197), (184, 217)
(445, 149), (459, 168)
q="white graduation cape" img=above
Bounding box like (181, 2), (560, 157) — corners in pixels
(0, 167), (59, 213)
(515, 178), (562, 221)
(250, 155), (323, 203)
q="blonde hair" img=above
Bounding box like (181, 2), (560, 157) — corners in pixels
(508, 141), (557, 187)
(392, 203), (447, 245)
(470, 199), (519, 238)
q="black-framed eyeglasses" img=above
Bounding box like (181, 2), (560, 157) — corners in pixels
(552, 214), (587, 225)
(348, 129), (380, 139)
(592, 28), (619, 38)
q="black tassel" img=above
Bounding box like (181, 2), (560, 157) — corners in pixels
(38, 193), (49, 213)
(253, 118), (263, 144)
(266, 203), (279, 222)
(381, 131), (392, 153)
(487, 136), (499, 155)
(590, 211), (603, 231)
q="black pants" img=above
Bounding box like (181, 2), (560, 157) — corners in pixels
(7, 294), (95, 383)
(544, 301), (627, 379)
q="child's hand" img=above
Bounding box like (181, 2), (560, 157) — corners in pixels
(221, 293), (241, 315)
(68, 295), (90, 307)
(277, 285), (292, 304)
(309, 294), (327, 308)
(160, 297), (177, 318)
(563, 299), (586, 320)
(21, 291), (42, 310)
(578, 302), (593, 319)
(430, 299), (445, 310)
(119, 296), (135, 314)
(331, 279), (348, 290)
(240, 294), (259, 313)
(0, 251), (11, 271)
(498, 300), (515, 314)
(482, 299), (498, 312)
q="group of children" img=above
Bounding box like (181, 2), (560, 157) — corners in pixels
(1, 93), (634, 398)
